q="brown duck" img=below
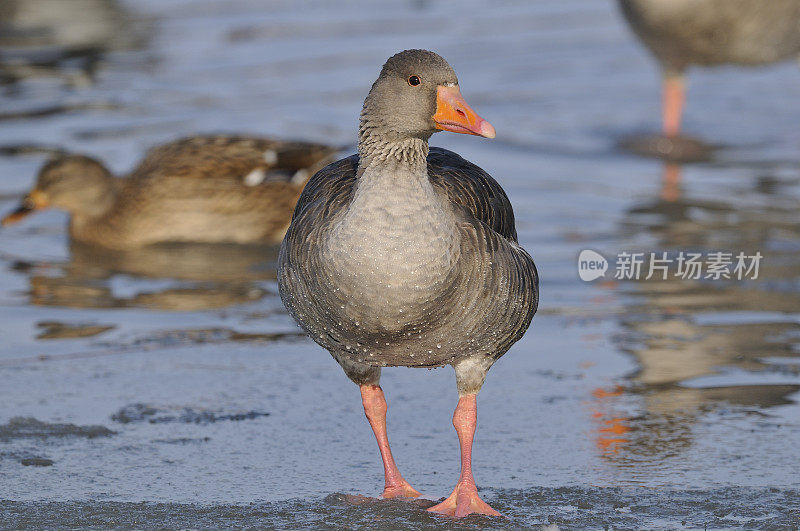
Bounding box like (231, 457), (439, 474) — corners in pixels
(2, 136), (336, 249)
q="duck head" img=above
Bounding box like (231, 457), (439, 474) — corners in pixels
(2, 155), (116, 226)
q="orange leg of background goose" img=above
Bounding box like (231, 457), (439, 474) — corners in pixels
(662, 73), (685, 138)
(427, 394), (501, 517)
(360, 385), (421, 499)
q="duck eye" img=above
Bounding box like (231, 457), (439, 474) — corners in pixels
(407, 75), (421, 86)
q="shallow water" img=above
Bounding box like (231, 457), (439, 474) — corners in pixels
(1, 0), (799, 528)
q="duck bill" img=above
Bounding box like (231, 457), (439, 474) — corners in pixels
(432, 85), (496, 139)
(1, 190), (48, 226)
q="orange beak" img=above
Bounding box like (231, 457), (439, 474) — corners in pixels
(432, 85), (496, 139)
(1, 190), (48, 226)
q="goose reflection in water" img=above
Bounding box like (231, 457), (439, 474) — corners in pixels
(590, 159), (800, 464)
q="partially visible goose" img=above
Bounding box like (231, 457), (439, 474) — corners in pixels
(2, 136), (336, 249)
(278, 50), (538, 517)
(618, 0), (800, 136)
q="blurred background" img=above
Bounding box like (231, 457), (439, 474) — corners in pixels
(1, 0), (799, 527)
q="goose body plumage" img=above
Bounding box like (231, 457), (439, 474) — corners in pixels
(619, 0), (800, 74)
(279, 147), (537, 387)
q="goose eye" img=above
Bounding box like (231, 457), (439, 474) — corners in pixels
(407, 75), (421, 86)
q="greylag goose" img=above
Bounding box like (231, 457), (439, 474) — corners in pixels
(618, 0), (800, 136)
(278, 50), (538, 517)
(2, 136), (336, 249)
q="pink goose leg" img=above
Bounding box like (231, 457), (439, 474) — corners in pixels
(662, 73), (685, 138)
(427, 394), (501, 517)
(360, 385), (421, 498)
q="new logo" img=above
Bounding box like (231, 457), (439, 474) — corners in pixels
(578, 249), (608, 281)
